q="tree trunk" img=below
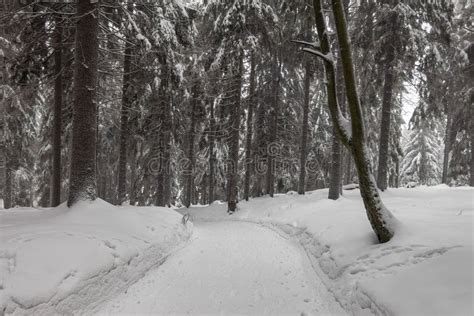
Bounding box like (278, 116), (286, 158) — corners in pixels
(328, 127), (342, 199)
(67, 0), (99, 207)
(51, 15), (63, 207)
(298, 59), (312, 195)
(227, 50), (243, 213)
(253, 88), (265, 197)
(265, 57), (280, 197)
(117, 38), (132, 205)
(208, 95), (216, 204)
(441, 107), (453, 184)
(470, 91), (474, 186)
(184, 81), (199, 208)
(311, 0), (395, 243)
(376, 10), (397, 192)
(4, 166), (11, 209)
(243, 52), (256, 201)
(156, 66), (171, 207)
(129, 142), (138, 206)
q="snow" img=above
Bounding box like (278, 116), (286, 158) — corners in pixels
(182, 185), (473, 316)
(0, 199), (192, 315)
(1, 186), (472, 315)
(97, 221), (345, 315)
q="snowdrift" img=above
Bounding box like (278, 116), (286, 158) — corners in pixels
(185, 185), (473, 316)
(0, 199), (192, 315)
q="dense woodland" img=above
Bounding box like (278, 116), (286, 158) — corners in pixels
(0, 0), (472, 242)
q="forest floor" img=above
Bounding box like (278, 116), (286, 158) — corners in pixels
(0, 185), (472, 315)
(96, 221), (345, 315)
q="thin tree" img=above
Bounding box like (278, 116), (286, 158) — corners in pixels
(376, 3), (399, 191)
(243, 51), (256, 201)
(117, 29), (133, 205)
(227, 49), (244, 213)
(67, 0), (99, 207)
(51, 15), (63, 207)
(298, 0), (396, 242)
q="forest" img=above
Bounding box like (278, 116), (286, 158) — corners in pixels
(0, 0), (473, 315)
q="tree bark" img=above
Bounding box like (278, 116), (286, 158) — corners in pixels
(298, 59), (312, 195)
(310, 0), (395, 243)
(67, 0), (99, 207)
(442, 107), (453, 184)
(51, 15), (63, 207)
(184, 80), (199, 208)
(227, 50), (243, 213)
(265, 56), (280, 197)
(328, 127), (342, 199)
(376, 9), (397, 192)
(470, 91), (474, 186)
(117, 37), (132, 205)
(4, 166), (11, 209)
(156, 67), (172, 207)
(208, 94), (216, 204)
(243, 52), (256, 201)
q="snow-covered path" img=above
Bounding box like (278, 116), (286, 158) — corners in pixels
(97, 221), (345, 315)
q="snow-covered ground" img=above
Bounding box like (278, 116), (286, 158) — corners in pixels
(97, 221), (345, 315)
(0, 199), (192, 315)
(0, 186), (472, 315)
(183, 185), (474, 315)
(183, 185), (473, 316)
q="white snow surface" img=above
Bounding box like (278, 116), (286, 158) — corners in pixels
(0, 186), (472, 316)
(0, 199), (192, 315)
(98, 221), (345, 315)
(181, 185), (473, 316)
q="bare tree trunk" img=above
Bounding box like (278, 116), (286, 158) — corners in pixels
(243, 52), (256, 201)
(208, 96), (216, 204)
(156, 66), (171, 207)
(328, 127), (342, 199)
(68, 0), (99, 207)
(442, 107), (453, 184)
(117, 38), (132, 205)
(254, 88), (265, 197)
(129, 142), (138, 206)
(266, 57), (280, 197)
(298, 59), (312, 195)
(51, 15), (63, 207)
(184, 81), (199, 208)
(309, 0), (395, 243)
(227, 50), (243, 213)
(376, 9), (397, 192)
(4, 166), (12, 209)
(470, 92), (474, 187)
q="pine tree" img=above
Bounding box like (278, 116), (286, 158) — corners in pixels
(401, 113), (443, 186)
(67, 0), (100, 207)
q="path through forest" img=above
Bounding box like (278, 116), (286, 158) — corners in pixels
(97, 221), (345, 315)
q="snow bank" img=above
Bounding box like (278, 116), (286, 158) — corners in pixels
(0, 199), (192, 315)
(185, 186), (473, 316)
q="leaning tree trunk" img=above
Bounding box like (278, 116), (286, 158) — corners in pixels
(51, 15), (63, 207)
(117, 38), (132, 205)
(67, 0), (99, 207)
(298, 58), (312, 195)
(308, 0), (395, 243)
(184, 81), (199, 208)
(265, 56), (280, 197)
(243, 52), (256, 201)
(227, 50), (243, 213)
